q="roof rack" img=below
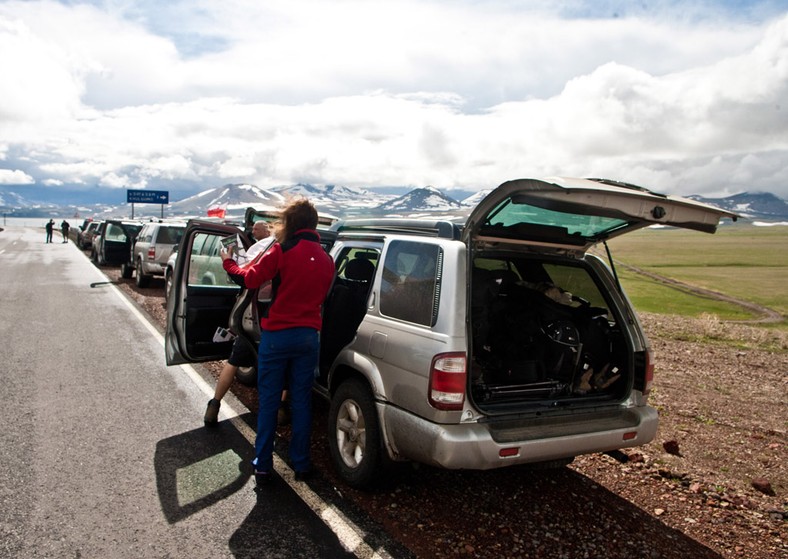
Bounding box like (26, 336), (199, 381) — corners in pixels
(585, 177), (667, 198)
(333, 219), (461, 240)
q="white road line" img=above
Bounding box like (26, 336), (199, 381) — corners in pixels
(107, 280), (393, 559)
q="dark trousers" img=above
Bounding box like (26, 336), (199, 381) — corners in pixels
(253, 327), (319, 474)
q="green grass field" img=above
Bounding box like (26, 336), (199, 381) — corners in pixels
(603, 223), (788, 327)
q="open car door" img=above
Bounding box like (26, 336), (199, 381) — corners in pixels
(100, 221), (143, 265)
(165, 220), (248, 366)
(462, 177), (739, 253)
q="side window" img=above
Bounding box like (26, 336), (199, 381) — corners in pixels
(106, 223), (126, 241)
(158, 227), (183, 245)
(380, 240), (442, 326)
(334, 247), (380, 283)
(187, 233), (237, 287)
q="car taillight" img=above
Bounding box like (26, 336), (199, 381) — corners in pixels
(643, 348), (654, 395)
(428, 352), (466, 410)
(148, 247), (156, 260)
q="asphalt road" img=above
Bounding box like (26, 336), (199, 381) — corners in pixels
(0, 225), (398, 559)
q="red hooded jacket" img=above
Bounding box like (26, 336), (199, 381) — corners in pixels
(223, 229), (335, 331)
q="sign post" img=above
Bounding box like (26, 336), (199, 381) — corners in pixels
(127, 189), (169, 219)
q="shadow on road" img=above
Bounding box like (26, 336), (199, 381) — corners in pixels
(154, 415), (256, 524)
(154, 413), (359, 558)
(228, 479), (357, 559)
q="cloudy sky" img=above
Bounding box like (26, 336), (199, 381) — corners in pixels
(1, 0), (787, 204)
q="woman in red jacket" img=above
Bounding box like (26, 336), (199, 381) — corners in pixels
(221, 198), (335, 485)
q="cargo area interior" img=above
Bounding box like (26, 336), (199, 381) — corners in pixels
(469, 254), (631, 409)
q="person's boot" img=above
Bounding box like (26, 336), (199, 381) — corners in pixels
(204, 398), (221, 425)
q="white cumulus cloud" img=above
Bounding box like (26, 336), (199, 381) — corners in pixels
(0, 0), (786, 201)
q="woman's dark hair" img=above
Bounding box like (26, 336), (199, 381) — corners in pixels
(275, 198), (319, 243)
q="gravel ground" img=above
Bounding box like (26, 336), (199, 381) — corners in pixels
(105, 266), (786, 559)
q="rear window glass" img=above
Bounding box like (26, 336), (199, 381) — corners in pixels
(158, 226), (184, 244)
(483, 198), (630, 240)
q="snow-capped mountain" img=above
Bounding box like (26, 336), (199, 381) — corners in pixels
(460, 189), (492, 207)
(3, 183), (788, 222)
(271, 183), (395, 215)
(375, 186), (463, 213)
(167, 183), (287, 217)
(165, 183), (399, 218)
(0, 190), (70, 217)
(687, 192), (788, 222)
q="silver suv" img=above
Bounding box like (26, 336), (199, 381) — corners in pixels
(124, 221), (186, 287)
(165, 177), (737, 488)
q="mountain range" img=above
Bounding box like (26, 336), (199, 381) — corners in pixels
(1, 182), (787, 223)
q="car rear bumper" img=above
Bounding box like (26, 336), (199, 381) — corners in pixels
(379, 403), (658, 469)
(142, 262), (165, 275)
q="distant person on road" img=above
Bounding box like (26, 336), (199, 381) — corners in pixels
(45, 219), (55, 243)
(60, 220), (70, 243)
(221, 198), (334, 486)
(204, 221), (287, 426)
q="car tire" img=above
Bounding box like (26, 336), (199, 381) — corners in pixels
(235, 365), (257, 387)
(120, 262), (133, 279)
(328, 378), (386, 489)
(135, 258), (151, 288)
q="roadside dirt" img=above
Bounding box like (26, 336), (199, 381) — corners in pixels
(102, 266), (786, 559)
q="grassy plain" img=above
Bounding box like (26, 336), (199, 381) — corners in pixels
(604, 223), (788, 327)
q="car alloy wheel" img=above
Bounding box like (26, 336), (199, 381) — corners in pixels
(328, 379), (386, 489)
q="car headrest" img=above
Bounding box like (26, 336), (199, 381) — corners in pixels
(345, 258), (375, 282)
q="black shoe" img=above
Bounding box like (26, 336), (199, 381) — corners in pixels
(254, 470), (272, 487)
(294, 469), (313, 482)
(204, 398), (220, 425)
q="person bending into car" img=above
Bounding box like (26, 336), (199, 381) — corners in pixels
(204, 220), (285, 426)
(221, 198), (334, 486)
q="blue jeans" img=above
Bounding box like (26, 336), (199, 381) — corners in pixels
(252, 327), (319, 474)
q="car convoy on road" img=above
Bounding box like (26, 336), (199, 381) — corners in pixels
(79, 177), (738, 489)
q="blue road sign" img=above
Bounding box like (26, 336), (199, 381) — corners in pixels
(127, 189), (169, 204)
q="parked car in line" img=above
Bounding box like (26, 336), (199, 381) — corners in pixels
(77, 220), (102, 249)
(91, 219), (143, 266)
(121, 220), (186, 287)
(165, 177), (738, 489)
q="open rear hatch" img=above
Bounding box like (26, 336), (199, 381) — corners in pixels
(462, 177), (738, 412)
